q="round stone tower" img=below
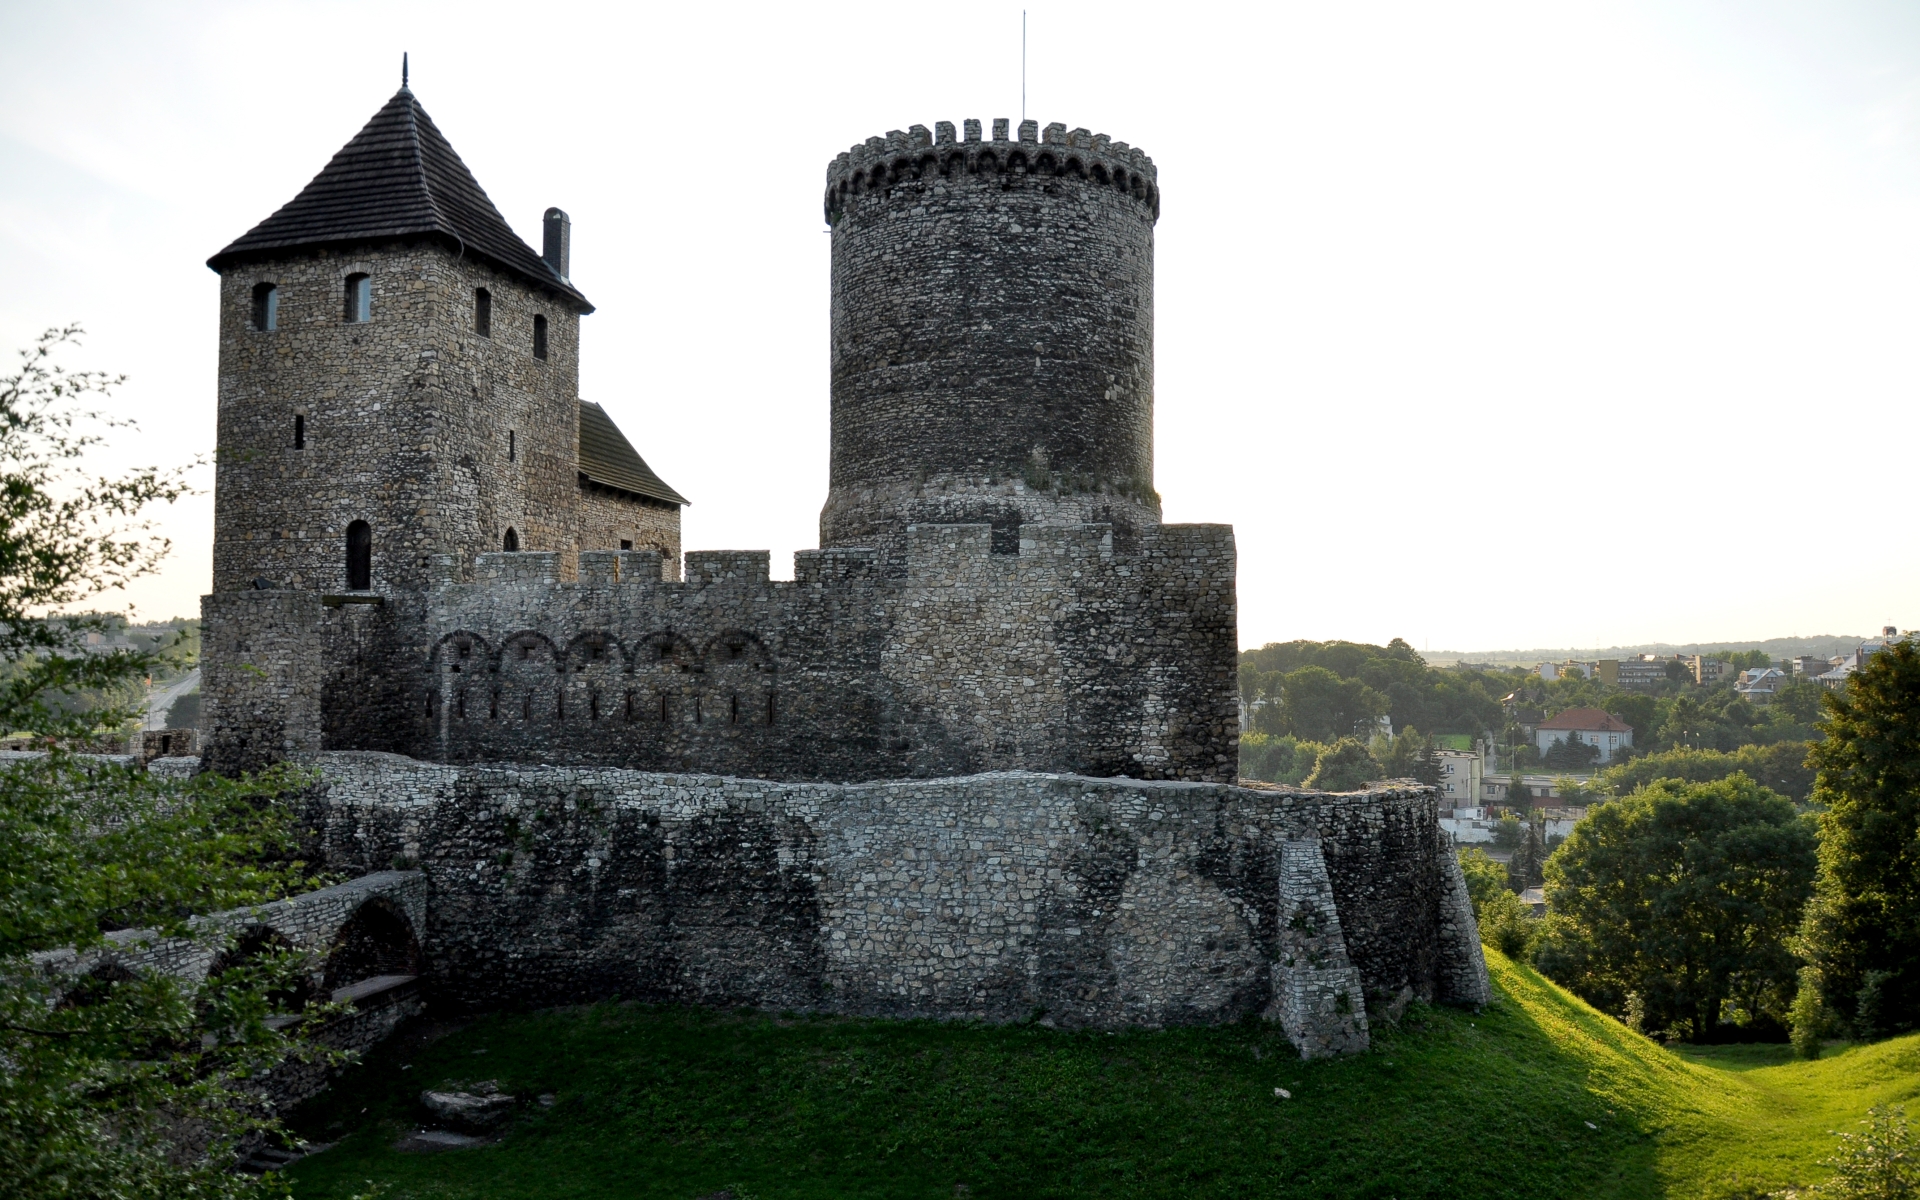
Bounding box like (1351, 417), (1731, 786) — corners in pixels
(820, 118), (1162, 566)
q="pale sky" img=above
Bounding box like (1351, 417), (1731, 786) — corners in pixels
(1, 1), (1914, 652)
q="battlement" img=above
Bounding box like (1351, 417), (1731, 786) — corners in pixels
(825, 119), (1159, 224)
(432, 523), (1223, 602)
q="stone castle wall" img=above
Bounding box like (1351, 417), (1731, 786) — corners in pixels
(305, 754), (1486, 1034)
(820, 119), (1163, 568)
(573, 485), (682, 580)
(204, 520), (1238, 782)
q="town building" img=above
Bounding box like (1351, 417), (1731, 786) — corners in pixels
(1432, 747), (1484, 812)
(1735, 666), (1789, 701)
(1532, 707), (1633, 763)
(1816, 628), (1911, 690)
(1594, 656), (1679, 688)
(1691, 656), (1737, 685)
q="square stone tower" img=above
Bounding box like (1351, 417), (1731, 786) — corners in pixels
(202, 85), (684, 765)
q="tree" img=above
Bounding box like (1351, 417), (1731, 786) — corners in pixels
(1542, 732), (1602, 770)
(1773, 678), (1826, 724)
(1303, 737), (1380, 791)
(1275, 665), (1390, 742)
(1458, 847), (1535, 959)
(1799, 640), (1920, 1037)
(1505, 773), (1531, 813)
(1597, 742), (1818, 805)
(1542, 773), (1817, 1041)
(0, 329), (317, 1199)
(1507, 820), (1547, 893)
(1371, 726), (1437, 782)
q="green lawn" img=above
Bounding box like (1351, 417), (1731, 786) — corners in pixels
(287, 952), (1920, 1199)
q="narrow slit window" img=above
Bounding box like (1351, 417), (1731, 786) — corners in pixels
(532, 314), (548, 360)
(343, 274), (371, 323)
(657, 693), (668, 722)
(251, 282), (278, 331)
(730, 694), (739, 724)
(508, 429), (515, 462)
(474, 288), (492, 337)
(502, 527), (519, 552)
(345, 520), (371, 590)
(767, 693), (776, 725)
(293, 414), (305, 449)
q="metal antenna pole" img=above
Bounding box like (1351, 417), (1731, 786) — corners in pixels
(402, 52), (409, 87)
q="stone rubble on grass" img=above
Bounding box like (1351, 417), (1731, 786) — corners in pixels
(420, 1081), (516, 1131)
(395, 1129), (489, 1152)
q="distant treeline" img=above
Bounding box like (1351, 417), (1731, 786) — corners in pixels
(1239, 639), (1822, 777)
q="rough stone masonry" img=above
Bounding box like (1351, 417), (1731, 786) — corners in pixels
(195, 90), (1486, 1058)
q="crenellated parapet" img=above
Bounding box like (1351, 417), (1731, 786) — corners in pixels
(821, 116), (1163, 569)
(825, 119), (1160, 224)
(403, 522), (1235, 781)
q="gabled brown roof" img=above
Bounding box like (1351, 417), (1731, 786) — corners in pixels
(1538, 707), (1632, 733)
(578, 401), (687, 507)
(207, 88), (591, 312)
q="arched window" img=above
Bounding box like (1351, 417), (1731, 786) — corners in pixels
(532, 314), (548, 360)
(474, 288), (492, 337)
(502, 527), (519, 552)
(250, 282), (278, 331)
(343, 274), (371, 323)
(345, 520), (371, 590)
(293, 414), (305, 449)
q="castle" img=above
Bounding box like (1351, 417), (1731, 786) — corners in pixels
(193, 86), (1486, 1055)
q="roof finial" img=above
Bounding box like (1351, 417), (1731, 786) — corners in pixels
(402, 52), (409, 88)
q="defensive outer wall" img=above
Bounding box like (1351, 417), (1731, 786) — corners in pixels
(304, 754), (1489, 1046)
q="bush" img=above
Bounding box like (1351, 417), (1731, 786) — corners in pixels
(1773, 1105), (1919, 1199)
(1481, 889), (1538, 960)
(1790, 967), (1827, 1060)
(1457, 847), (1509, 916)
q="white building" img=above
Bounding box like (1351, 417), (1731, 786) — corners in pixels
(1433, 748), (1483, 812)
(1533, 708), (1633, 764)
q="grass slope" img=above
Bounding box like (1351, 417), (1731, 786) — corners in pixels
(288, 952), (1920, 1200)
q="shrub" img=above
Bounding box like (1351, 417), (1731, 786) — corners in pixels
(1790, 967), (1827, 1060)
(1773, 1106), (1919, 1199)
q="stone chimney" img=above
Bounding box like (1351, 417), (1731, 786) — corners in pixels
(542, 208), (571, 280)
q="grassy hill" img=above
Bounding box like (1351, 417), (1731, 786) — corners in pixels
(287, 952), (1920, 1199)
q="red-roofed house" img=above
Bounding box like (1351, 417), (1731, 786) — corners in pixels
(1534, 708), (1634, 764)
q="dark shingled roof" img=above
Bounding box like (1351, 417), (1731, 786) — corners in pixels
(207, 88), (591, 312)
(579, 401), (687, 507)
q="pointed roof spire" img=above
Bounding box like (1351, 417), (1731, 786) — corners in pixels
(207, 88), (590, 312)
(402, 51), (409, 88)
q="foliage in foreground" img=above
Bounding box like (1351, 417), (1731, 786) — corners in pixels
(1800, 640), (1920, 1039)
(0, 329), (315, 1199)
(1774, 1106), (1919, 1199)
(1539, 773), (1816, 1041)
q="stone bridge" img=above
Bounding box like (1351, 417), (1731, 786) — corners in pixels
(32, 870), (428, 1104)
